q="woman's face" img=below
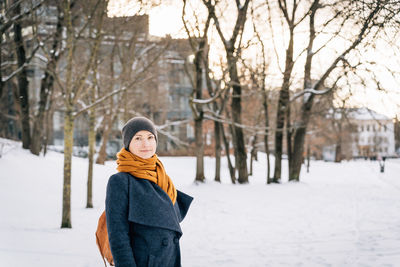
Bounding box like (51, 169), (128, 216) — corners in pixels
(129, 130), (157, 159)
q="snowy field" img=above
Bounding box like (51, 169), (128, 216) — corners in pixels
(1, 139), (400, 267)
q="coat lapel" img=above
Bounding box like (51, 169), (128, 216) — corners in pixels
(125, 173), (183, 234)
(175, 190), (194, 222)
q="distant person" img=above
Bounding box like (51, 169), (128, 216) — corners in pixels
(378, 155), (385, 173)
(105, 117), (193, 267)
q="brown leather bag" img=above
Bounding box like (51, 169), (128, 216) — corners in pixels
(95, 211), (114, 266)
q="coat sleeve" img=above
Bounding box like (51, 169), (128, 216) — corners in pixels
(105, 174), (137, 267)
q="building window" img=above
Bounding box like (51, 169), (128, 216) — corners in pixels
(367, 125), (370, 131)
(187, 124), (194, 139)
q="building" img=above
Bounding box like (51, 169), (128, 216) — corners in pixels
(350, 108), (396, 158)
(1, 2), (195, 157)
(154, 37), (195, 152)
(395, 117), (400, 155)
(320, 107), (396, 161)
(50, 13), (195, 155)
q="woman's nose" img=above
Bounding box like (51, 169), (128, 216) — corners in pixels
(142, 139), (150, 146)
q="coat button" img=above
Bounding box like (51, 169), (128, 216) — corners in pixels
(173, 237), (179, 244)
(162, 238), (169, 246)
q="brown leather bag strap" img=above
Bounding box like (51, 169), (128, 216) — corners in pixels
(95, 232), (108, 267)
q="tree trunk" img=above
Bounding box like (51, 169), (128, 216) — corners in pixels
(194, 117), (205, 182)
(214, 121), (222, 182)
(335, 142), (342, 163)
(273, 119), (283, 183)
(13, 3), (30, 149)
(286, 104), (294, 181)
(306, 142), (310, 173)
(86, 105), (95, 208)
(263, 89), (271, 184)
(289, 97), (314, 181)
(61, 109), (74, 228)
(30, 72), (54, 155)
(249, 134), (257, 176)
(61, 0), (73, 229)
(192, 38), (207, 183)
(86, 58), (97, 208)
(221, 122), (235, 184)
(230, 78), (248, 184)
(289, 126), (306, 182)
(227, 56), (249, 184)
(229, 121), (239, 179)
(335, 120), (342, 163)
(273, 76), (292, 182)
(96, 109), (114, 164)
(273, 23), (294, 183)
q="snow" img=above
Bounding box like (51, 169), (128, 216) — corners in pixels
(1, 139), (400, 266)
(350, 107), (391, 120)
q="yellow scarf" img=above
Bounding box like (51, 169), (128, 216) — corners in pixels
(116, 148), (177, 204)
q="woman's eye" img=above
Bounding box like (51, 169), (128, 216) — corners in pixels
(149, 136), (154, 139)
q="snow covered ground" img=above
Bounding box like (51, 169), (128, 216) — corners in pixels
(1, 139), (400, 267)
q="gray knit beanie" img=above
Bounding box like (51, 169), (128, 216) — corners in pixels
(122, 117), (157, 151)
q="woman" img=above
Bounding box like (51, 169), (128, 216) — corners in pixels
(106, 117), (193, 267)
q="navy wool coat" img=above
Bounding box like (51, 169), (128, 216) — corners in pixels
(105, 172), (193, 267)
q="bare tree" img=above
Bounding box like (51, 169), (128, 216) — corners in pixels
(288, 0), (400, 181)
(251, 5), (272, 183)
(30, 2), (64, 155)
(0, 1), (70, 155)
(0, 1), (46, 145)
(12, 0), (32, 149)
(60, 0), (107, 228)
(203, 0), (251, 184)
(85, 18), (103, 209)
(208, 80), (230, 182)
(267, 0), (310, 183)
(182, 0), (214, 182)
